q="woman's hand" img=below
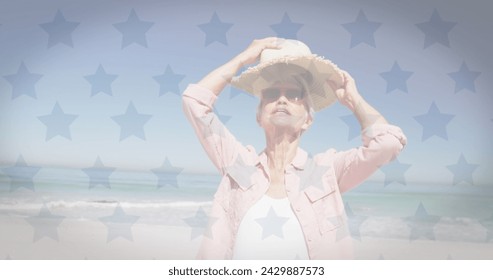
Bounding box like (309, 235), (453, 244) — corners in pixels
(327, 70), (363, 112)
(237, 37), (284, 66)
(197, 37), (283, 96)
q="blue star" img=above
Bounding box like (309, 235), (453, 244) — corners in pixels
(37, 102), (78, 141)
(113, 9), (154, 48)
(296, 156), (330, 193)
(224, 155), (257, 190)
(183, 207), (218, 240)
(447, 62), (481, 93)
(405, 202), (440, 241)
(229, 86), (243, 99)
(379, 158), (412, 186)
(84, 64), (118, 96)
(340, 114), (360, 141)
(3, 62), (43, 100)
(39, 10), (80, 48)
(341, 112), (381, 141)
(342, 10), (382, 48)
(99, 204), (139, 242)
(380, 61), (414, 93)
(153, 65), (185, 96)
(344, 202), (368, 241)
(111, 102), (152, 141)
(198, 12), (233, 46)
(214, 108), (231, 124)
(270, 12), (303, 39)
(82, 157), (116, 189)
(255, 207), (289, 239)
(416, 9), (457, 48)
(414, 102), (455, 141)
(446, 154), (478, 185)
(26, 204), (65, 242)
(327, 215), (350, 241)
(199, 112), (227, 138)
(1, 155), (40, 192)
(151, 157), (184, 189)
(229, 85), (253, 99)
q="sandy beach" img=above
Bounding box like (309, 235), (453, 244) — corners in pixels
(1, 198), (492, 260)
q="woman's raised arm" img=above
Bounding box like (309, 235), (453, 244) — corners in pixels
(328, 70), (388, 130)
(197, 37), (283, 95)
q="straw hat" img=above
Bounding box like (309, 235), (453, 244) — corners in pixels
(231, 39), (344, 111)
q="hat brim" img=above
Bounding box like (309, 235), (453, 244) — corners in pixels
(231, 55), (343, 112)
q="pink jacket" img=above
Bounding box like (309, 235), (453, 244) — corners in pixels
(182, 84), (407, 259)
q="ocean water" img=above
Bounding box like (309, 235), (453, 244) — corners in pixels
(0, 166), (492, 259)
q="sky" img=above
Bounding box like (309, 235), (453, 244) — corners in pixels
(0, 0), (492, 187)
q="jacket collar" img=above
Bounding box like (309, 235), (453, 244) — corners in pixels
(258, 147), (309, 171)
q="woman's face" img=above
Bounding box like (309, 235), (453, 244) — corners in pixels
(258, 82), (312, 133)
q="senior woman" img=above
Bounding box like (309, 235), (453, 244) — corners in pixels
(182, 37), (407, 259)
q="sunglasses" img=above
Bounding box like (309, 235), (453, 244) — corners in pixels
(261, 88), (305, 103)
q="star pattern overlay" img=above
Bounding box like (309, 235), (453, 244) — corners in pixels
(82, 157), (116, 189)
(37, 102), (78, 141)
(270, 13), (303, 39)
(340, 114), (361, 141)
(199, 112), (228, 138)
(405, 202), (441, 241)
(447, 62), (481, 93)
(39, 10), (80, 48)
(379, 159), (412, 186)
(342, 10), (382, 48)
(224, 155), (257, 190)
(1, 155), (41, 192)
(3, 62), (43, 99)
(153, 65), (186, 96)
(340, 112), (381, 141)
(183, 207), (218, 240)
(229, 84), (253, 99)
(416, 9), (457, 48)
(296, 157), (330, 192)
(414, 102), (455, 141)
(380, 61), (414, 93)
(84, 64), (118, 96)
(113, 9), (154, 48)
(344, 202), (368, 241)
(255, 207), (289, 239)
(111, 102), (152, 141)
(0, 1), (491, 261)
(151, 157), (184, 189)
(327, 214), (351, 241)
(99, 204), (140, 242)
(446, 154), (478, 185)
(26, 205), (65, 242)
(214, 108), (232, 124)
(197, 12), (233, 46)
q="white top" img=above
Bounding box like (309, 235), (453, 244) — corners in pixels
(232, 195), (309, 260)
